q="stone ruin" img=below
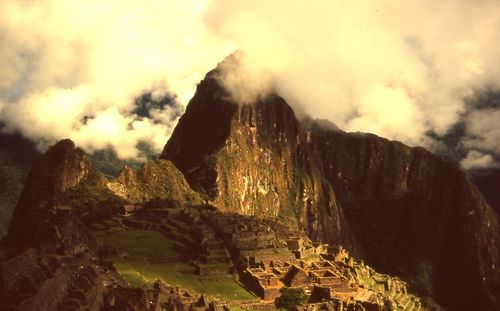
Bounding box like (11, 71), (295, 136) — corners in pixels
(109, 206), (425, 310)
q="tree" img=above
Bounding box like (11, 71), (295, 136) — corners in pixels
(275, 287), (307, 311)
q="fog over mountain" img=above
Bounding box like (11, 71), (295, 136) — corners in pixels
(1, 0), (500, 168)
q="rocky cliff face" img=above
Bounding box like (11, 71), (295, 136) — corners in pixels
(0, 140), (104, 310)
(106, 159), (203, 205)
(162, 62), (500, 310)
(2, 139), (102, 250)
(162, 70), (350, 247)
(311, 126), (499, 310)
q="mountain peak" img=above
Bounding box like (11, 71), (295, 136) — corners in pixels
(161, 65), (500, 310)
(2, 138), (100, 249)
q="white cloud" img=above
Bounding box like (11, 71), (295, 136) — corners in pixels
(0, 0), (232, 159)
(463, 109), (500, 156)
(461, 150), (498, 170)
(206, 0), (500, 148)
(0, 0), (500, 165)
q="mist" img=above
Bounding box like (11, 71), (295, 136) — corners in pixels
(0, 0), (232, 160)
(1, 0), (500, 168)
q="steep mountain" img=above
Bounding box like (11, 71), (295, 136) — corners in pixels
(162, 70), (351, 247)
(311, 126), (499, 310)
(0, 140), (111, 310)
(2, 139), (106, 250)
(161, 60), (500, 310)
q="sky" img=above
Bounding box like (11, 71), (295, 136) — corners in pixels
(0, 0), (499, 169)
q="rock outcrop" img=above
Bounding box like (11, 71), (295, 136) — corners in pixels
(2, 139), (102, 250)
(161, 60), (500, 310)
(106, 159), (203, 205)
(0, 140), (105, 311)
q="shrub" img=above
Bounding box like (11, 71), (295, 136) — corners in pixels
(275, 287), (307, 311)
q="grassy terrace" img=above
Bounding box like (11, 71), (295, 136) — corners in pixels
(96, 228), (255, 301)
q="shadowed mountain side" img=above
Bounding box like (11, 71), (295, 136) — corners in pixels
(310, 126), (500, 311)
(1, 139), (105, 249)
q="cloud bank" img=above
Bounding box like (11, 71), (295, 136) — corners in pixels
(0, 0), (232, 160)
(205, 0), (500, 169)
(1, 0), (500, 167)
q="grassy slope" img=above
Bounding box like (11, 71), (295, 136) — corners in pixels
(97, 229), (254, 301)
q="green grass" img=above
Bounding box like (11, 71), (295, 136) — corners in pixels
(198, 262), (229, 269)
(110, 256), (147, 286)
(99, 229), (178, 261)
(98, 229), (255, 301)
